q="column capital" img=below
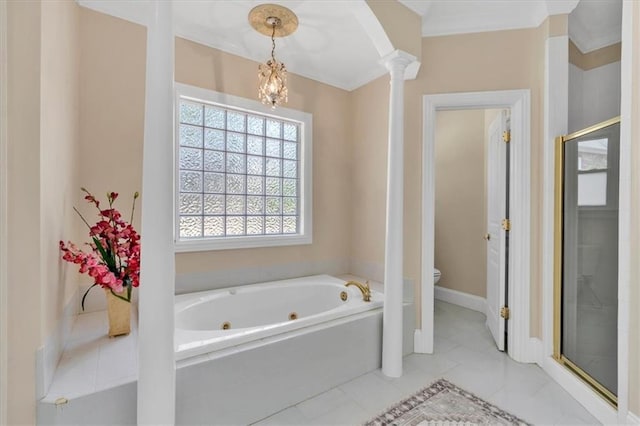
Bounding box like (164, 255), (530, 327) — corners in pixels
(380, 49), (420, 80)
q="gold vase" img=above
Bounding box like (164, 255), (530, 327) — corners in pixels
(105, 288), (131, 337)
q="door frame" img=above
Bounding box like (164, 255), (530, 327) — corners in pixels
(414, 89), (534, 363)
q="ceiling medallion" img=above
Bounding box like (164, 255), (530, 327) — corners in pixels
(248, 4), (298, 109)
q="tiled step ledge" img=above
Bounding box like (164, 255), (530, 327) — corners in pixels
(41, 307), (138, 404)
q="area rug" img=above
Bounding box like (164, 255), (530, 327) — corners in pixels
(365, 379), (528, 426)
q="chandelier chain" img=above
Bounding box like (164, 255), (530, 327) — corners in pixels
(270, 23), (276, 61)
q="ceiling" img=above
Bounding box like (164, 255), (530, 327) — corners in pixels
(173, 1), (390, 91)
(79, 0), (390, 91)
(78, 0), (622, 92)
(400, 0), (621, 53)
(400, 0), (576, 36)
(568, 0), (622, 53)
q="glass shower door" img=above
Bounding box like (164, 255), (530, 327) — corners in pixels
(554, 117), (620, 406)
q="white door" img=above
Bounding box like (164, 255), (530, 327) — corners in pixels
(485, 110), (509, 351)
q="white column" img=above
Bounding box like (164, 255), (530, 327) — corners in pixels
(542, 34), (568, 358)
(138, 1), (175, 424)
(381, 50), (415, 378)
(617, 0), (636, 421)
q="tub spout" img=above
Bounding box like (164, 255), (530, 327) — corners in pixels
(345, 280), (371, 302)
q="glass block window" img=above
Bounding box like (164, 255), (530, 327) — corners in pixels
(175, 84), (312, 251)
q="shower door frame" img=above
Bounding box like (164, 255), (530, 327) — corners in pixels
(553, 116), (621, 407)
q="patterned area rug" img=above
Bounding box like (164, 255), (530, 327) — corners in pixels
(365, 379), (528, 426)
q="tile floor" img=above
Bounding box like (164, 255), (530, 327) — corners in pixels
(253, 301), (600, 426)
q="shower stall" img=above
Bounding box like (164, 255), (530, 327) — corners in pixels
(554, 117), (620, 406)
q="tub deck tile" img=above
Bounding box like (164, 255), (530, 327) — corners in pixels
(42, 307), (138, 403)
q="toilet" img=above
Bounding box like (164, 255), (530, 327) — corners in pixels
(434, 268), (441, 284)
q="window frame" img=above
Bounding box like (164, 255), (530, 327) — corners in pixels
(174, 83), (313, 252)
(575, 134), (620, 210)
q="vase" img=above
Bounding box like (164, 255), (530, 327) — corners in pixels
(105, 288), (131, 337)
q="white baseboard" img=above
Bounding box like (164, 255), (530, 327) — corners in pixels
(528, 337), (544, 366)
(628, 411), (640, 425)
(434, 285), (486, 315)
(413, 328), (433, 354)
(541, 355), (618, 424)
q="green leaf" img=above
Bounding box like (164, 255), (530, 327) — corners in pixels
(109, 289), (131, 303)
(81, 283), (99, 311)
(92, 237), (116, 271)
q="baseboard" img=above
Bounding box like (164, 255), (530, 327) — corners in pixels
(36, 288), (78, 399)
(413, 328), (433, 354)
(528, 337), (544, 366)
(434, 285), (486, 315)
(628, 411), (640, 425)
(403, 302), (415, 356)
(541, 355), (618, 424)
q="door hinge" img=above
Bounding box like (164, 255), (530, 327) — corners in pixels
(501, 218), (511, 231)
(500, 306), (510, 320)
(502, 130), (511, 143)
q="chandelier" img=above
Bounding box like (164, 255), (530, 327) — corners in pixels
(248, 4), (298, 109)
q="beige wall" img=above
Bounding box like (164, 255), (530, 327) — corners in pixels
(569, 40), (621, 71)
(40, 0), (80, 338)
(174, 38), (352, 277)
(8, 0), (83, 421)
(7, 2), (42, 422)
(349, 23), (553, 335)
(8, 4), (133, 421)
(78, 8), (146, 238)
(349, 76), (389, 279)
(434, 110), (487, 298)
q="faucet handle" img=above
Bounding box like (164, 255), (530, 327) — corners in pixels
(364, 280), (371, 301)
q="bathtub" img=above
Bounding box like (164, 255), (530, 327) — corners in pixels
(36, 275), (408, 425)
(175, 274), (383, 361)
(173, 274), (400, 425)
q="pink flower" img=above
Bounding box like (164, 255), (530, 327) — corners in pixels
(60, 189), (141, 309)
(100, 209), (121, 221)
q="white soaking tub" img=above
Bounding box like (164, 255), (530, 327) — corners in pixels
(174, 274), (383, 361)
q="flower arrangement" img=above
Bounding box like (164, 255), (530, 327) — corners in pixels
(60, 188), (141, 310)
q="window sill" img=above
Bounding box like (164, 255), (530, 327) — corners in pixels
(174, 234), (312, 252)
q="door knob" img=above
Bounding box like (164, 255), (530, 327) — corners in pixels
(484, 233), (491, 241)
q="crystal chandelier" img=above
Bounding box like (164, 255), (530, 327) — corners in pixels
(249, 4), (298, 109)
(258, 18), (287, 108)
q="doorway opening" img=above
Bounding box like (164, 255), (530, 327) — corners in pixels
(415, 90), (534, 364)
(433, 108), (510, 353)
